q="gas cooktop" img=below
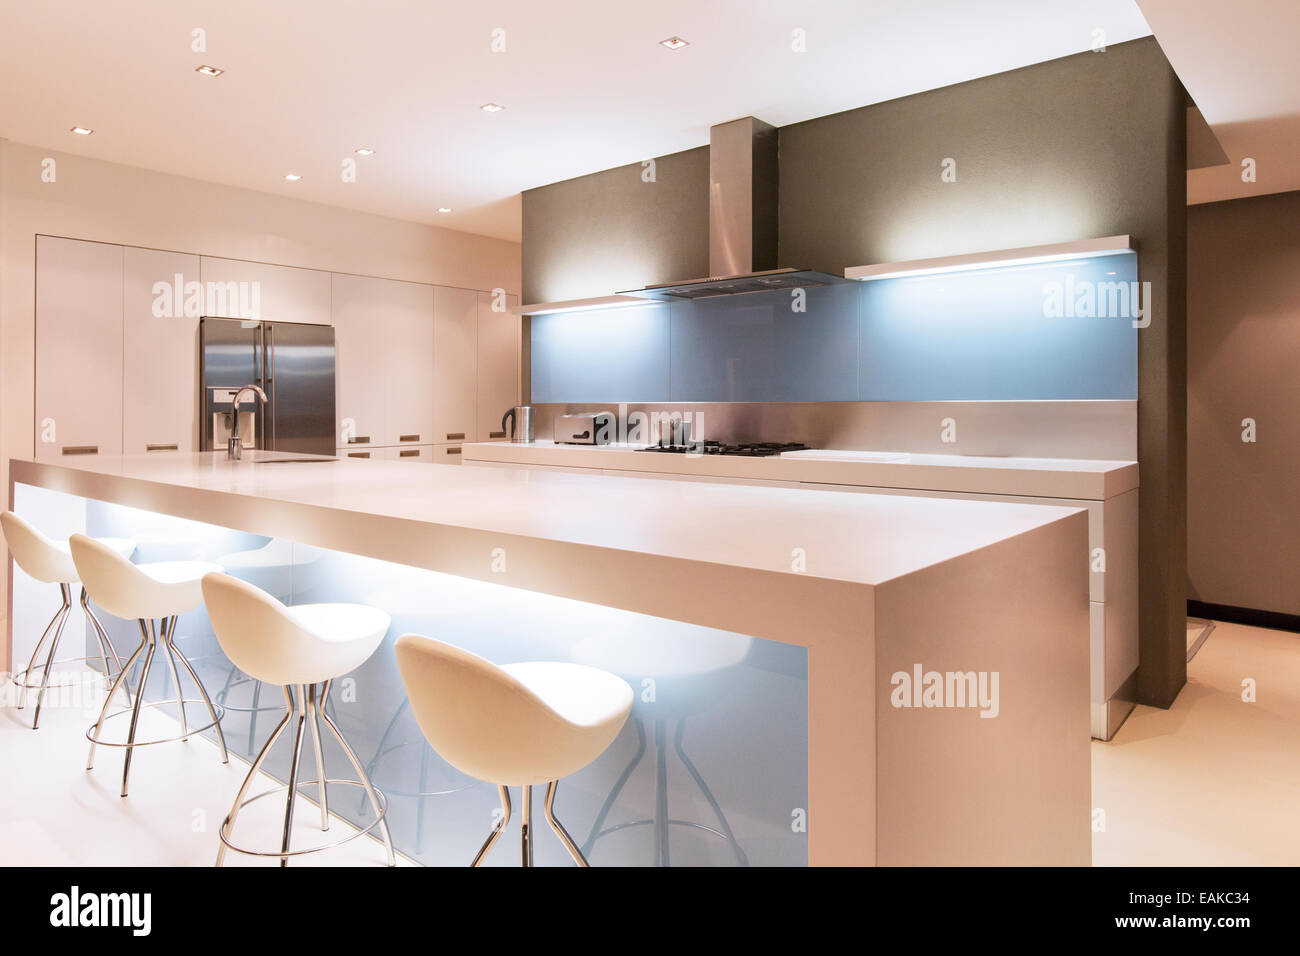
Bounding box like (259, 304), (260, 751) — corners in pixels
(636, 441), (811, 457)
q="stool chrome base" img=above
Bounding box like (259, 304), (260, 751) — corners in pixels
(12, 585), (129, 730)
(85, 615), (229, 797)
(581, 716), (750, 867)
(471, 781), (589, 867)
(217, 680), (395, 867)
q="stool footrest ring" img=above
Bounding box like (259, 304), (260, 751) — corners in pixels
(84, 699), (225, 747)
(218, 779), (389, 859)
(13, 657), (121, 690)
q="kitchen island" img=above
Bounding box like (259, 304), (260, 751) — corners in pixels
(6, 452), (1091, 865)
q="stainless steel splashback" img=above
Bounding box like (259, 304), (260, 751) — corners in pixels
(522, 401), (1138, 461)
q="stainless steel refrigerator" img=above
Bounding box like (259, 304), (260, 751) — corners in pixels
(200, 317), (336, 456)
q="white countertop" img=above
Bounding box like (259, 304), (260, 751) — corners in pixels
(461, 440), (1138, 500)
(10, 452), (1082, 588)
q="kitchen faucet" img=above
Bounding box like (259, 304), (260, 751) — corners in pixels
(226, 384), (267, 460)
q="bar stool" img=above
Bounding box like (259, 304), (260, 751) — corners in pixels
(201, 572), (395, 867)
(0, 511), (135, 729)
(72, 534), (229, 796)
(394, 634), (633, 866)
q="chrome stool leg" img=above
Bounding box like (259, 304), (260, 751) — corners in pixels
(471, 786), (511, 867)
(31, 584), (73, 730)
(216, 680), (393, 867)
(215, 688), (293, 867)
(82, 588), (128, 702)
(317, 680), (395, 866)
(280, 684), (308, 867)
(544, 781), (589, 867)
(16, 595), (68, 713)
(157, 619), (189, 741)
(307, 683), (330, 832)
(164, 616), (229, 764)
(86, 627), (147, 770)
(520, 785), (534, 867)
(120, 624), (158, 797)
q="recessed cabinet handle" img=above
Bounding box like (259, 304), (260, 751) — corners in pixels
(348, 436), (371, 444)
(146, 443), (179, 452)
(445, 446), (461, 455)
(348, 451), (371, 459)
(399, 449), (420, 458)
(489, 431), (505, 439)
(62, 445), (98, 456)
(400, 434), (420, 443)
(445, 432), (465, 440)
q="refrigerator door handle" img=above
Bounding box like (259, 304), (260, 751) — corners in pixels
(267, 324), (276, 449)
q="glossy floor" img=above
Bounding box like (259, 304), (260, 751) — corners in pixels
(1, 618), (1296, 866)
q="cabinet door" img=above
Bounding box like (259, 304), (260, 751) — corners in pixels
(200, 257), (330, 324)
(35, 237), (124, 461)
(476, 290), (520, 441)
(123, 247), (200, 454)
(330, 274), (388, 448)
(382, 281), (436, 445)
(432, 287), (477, 443)
(432, 442), (464, 465)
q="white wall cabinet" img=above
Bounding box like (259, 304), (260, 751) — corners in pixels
(383, 282), (436, 446)
(200, 257), (331, 324)
(432, 287), (477, 444)
(476, 291), (520, 441)
(36, 237), (517, 469)
(35, 237), (124, 462)
(123, 247), (201, 454)
(331, 274), (390, 449)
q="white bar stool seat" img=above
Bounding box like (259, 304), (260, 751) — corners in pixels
(71, 534), (230, 796)
(0, 511), (135, 729)
(201, 572), (395, 867)
(395, 634), (634, 866)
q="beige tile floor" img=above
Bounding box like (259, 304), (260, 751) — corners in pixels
(1092, 619), (1300, 866)
(1, 617), (1296, 866)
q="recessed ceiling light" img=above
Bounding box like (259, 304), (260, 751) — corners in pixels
(284, 173), (302, 182)
(437, 207), (453, 213)
(659, 36), (689, 50)
(195, 65), (224, 77)
(69, 126), (93, 135)
(354, 147), (376, 156)
(479, 102), (504, 113)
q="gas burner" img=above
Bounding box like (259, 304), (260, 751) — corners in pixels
(636, 441), (810, 457)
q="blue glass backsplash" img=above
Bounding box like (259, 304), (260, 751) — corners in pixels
(530, 252), (1139, 402)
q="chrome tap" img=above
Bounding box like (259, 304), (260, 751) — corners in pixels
(226, 384), (267, 460)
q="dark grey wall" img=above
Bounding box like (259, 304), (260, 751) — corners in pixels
(521, 147), (709, 304)
(1188, 191), (1300, 615)
(783, 38), (1188, 708)
(521, 37), (1188, 707)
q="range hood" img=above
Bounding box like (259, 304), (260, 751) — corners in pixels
(618, 117), (849, 301)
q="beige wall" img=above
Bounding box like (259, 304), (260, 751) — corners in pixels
(0, 138), (520, 612)
(1188, 191), (1300, 615)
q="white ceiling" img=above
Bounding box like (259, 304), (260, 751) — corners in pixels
(1136, 0), (1300, 204)
(0, 1), (1155, 241)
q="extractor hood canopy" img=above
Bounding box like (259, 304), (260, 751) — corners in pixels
(519, 115), (848, 315)
(618, 115), (849, 301)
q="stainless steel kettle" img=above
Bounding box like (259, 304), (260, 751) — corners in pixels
(501, 405), (535, 443)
